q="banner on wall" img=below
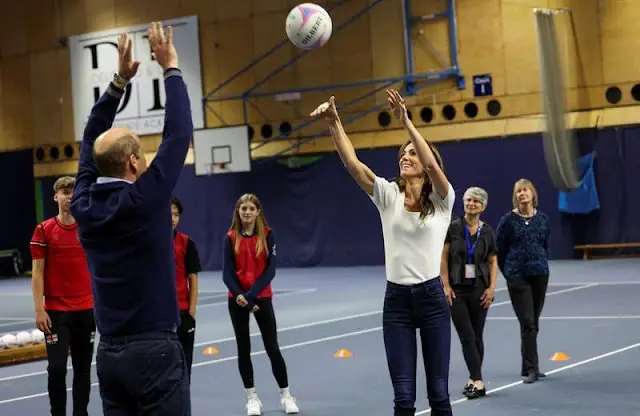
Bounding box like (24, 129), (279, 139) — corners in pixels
(68, 15), (205, 142)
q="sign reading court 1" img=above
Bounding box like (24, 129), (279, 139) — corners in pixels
(473, 74), (493, 97)
(68, 16), (205, 142)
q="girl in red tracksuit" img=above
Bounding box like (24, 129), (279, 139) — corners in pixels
(222, 193), (299, 416)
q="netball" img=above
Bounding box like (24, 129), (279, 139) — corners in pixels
(285, 3), (333, 50)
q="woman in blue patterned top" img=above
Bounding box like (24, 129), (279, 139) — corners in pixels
(496, 178), (551, 384)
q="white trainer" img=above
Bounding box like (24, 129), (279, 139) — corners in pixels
(246, 395), (262, 416)
(281, 395), (299, 414)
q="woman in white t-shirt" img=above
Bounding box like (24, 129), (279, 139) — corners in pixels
(311, 90), (456, 416)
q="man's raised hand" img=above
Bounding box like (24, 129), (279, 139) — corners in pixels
(147, 21), (178, 70)
(117, 32), (140, 80)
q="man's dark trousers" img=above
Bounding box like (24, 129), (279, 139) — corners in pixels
(96, 330), (190, 415)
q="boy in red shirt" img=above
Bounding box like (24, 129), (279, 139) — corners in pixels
(171, 196), (202, 379)
(30, 176), (95, 416)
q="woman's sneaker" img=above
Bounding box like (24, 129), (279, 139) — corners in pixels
(246, 395), (262, 416)
(280, 394), (299, 414)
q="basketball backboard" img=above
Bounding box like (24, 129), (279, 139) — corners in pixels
(193, 126), (251, 175)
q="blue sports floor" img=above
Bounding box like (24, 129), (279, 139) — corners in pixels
(0, 259), (639, 415)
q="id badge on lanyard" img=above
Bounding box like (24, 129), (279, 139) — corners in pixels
(464, 223), (482, 279)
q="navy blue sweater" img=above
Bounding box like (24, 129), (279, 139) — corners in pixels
(70, 68), (193, 336)
(496, 210), (551, 280)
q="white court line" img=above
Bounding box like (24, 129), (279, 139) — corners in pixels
(191, 289), (515, 347)
(0, 283), (592, 394)
(0, 326), (382, 405)
(0, 308), (386, 383)
(0, 290), (318, 329)
(0, 284), (591, 384)
(0, 320), (34, 328)
(415, 340), (640, 414)
(489, 315), (640, 320)
(548, 281), (640, 286)
(0, 318), (34, 321)
(196, 288), (317, 309)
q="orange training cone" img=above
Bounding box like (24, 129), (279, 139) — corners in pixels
(203, 346), (219, 356)
(549, 351), (570, 361)
(334, 349), (353, 358)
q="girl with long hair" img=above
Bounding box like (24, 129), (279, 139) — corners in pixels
(310, 90), (455, 416)
(496, 179), (551, 384)
(222, 193), (299, 416)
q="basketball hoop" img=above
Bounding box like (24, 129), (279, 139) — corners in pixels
(205, 162), (228, 176)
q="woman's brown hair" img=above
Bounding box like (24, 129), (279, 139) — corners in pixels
(229, 193), (269, 256)
(394, 139), (445, 221)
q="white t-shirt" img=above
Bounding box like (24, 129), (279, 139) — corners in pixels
(369, 176), (455, 286)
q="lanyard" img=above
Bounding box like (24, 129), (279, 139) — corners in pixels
(464, 222), (482, 264)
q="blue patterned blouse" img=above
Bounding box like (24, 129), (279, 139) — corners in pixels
(496, 210), (551, 280)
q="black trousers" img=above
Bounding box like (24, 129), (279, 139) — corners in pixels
(450, 281), (488, 381)
(96, 330), (190, 415)
(178, 310), (196, 381)
(507, 275), (549, 375)
(228, 297), (289, 389)
(45, 308), (96, 416)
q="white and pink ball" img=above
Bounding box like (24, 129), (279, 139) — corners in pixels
(285, 3), (333, 50)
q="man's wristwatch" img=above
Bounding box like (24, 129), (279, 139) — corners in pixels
(112, 73), (129, 90)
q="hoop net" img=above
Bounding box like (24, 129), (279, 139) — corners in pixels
(206, 162), (228, 176)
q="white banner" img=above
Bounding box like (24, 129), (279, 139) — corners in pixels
(68, 15), (205, 142)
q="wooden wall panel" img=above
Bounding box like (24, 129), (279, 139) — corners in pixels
(60, 0), (87, 37)
(0, 2), (28, 58)
(25, 0), (59, 53)
(84, 0), (116, 32)
(326, 0), (374, 111)
(2, 56), (31, 150)
(552, 0), (603, 89)
(0, 0), (636, 157)
(0, 63), (4, 149)
(251, 14), (297, 121)
(57, 49), (75, 143)
(30, 51), (62, 146)
(214, 19), (255, 126)
(599, 0), (640, 84)
(457, 0), (506, 99)
(501, 0), (546, 95)
(369, 0), (404, 106)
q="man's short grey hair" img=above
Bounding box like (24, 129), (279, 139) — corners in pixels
(463, 186), (488, 206)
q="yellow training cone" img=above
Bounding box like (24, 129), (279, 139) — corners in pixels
(334, 349), (353, 358)
(549, 351), (570, 361)
(203, 346), (219, 356)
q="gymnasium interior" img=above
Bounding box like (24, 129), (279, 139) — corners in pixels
(0, 0), (639, 415)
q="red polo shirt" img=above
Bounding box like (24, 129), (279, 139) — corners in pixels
(30, 217), (93, 311)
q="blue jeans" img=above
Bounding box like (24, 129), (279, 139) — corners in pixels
(383, 279), (453, 416)
(96, 331), (191, 415)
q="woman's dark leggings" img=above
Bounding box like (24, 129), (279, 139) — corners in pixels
(228, 297), (289, 389)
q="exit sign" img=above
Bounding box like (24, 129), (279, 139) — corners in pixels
(473, 74), (493, 97)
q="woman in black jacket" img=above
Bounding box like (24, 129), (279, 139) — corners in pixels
(441, 186), (498, 399)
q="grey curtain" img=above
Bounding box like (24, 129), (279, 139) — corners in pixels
(534, 9), (580, 191)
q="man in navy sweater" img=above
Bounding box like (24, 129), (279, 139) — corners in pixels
(70, 22), (193, 415)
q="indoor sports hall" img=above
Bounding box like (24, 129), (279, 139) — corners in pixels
(0, 0), (639, 415)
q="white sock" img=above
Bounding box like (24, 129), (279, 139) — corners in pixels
(246, 388), (257, 398)
(280, 387), (291, 397)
